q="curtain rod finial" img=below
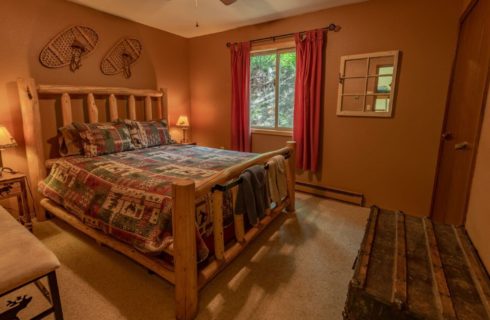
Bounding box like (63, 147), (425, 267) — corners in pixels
(328, 23), (341, 32)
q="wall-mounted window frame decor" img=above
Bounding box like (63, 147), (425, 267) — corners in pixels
(337, 50), (400, 117)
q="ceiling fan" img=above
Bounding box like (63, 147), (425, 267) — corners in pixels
(192, 0), (237, 28)
(220, 0), (237, 5)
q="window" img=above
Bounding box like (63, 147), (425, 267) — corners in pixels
(250, 49), (296, 131)
(337, 50), (399, 117)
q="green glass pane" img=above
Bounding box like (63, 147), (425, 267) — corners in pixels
(374, 97), (390, 111)
(378, 66), (394, 75)
(376, 75), (392, 93)
(278, 52), (296, 128)
(250, 53), (276, 128)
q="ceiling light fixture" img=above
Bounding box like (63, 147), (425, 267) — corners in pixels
(194, 0), (238, 28)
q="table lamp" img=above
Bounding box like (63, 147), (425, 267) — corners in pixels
(0, 126), (18, 176)
(176, 115), (190, 143)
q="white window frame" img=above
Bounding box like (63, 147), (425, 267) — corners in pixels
(250, 47), (296, 133)
(337, 50), (400, 118)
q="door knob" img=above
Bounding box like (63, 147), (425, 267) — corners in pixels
(454, 142), (469, 150)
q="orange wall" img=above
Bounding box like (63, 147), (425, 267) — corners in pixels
(0, 0), (190, 176)
(188, 0), (460, 216)
(466, 84), (490, 271)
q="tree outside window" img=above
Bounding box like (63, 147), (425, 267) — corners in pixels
(250, 49), (296, 130)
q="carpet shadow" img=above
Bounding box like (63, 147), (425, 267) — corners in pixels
(196, 212), (319, 319)
(37, 219), (177, 320)
(34, 206), (320, 320)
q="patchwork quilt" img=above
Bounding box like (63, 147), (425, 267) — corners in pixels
(39, 144), (256, 261)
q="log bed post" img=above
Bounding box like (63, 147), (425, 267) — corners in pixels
(172, 180), (198, 320)
(160, 88), (168, 123)
(61, 93), (72, 125)
(17, 78), (47, 220)
(87, 93), (98, 123)
(128, 95), (136, 120)
(212, 191), (225, 260)
(156, 94), (163, 120)
(144, 96), (152, 121)
(286, 141), (296, 213)
(232, 187), (245, 243)
(108, 94), (118, 121)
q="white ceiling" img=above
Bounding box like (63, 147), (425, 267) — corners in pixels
(69, 0), (366, 38)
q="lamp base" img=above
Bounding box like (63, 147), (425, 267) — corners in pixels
(181, 128), (189, 144)
(0, 150), (17, 177)
(0, 167), (16, 177)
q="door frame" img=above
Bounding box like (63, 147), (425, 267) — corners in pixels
(430, 0), (490, 224)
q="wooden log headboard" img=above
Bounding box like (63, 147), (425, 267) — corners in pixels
(16, 78), (169, 220)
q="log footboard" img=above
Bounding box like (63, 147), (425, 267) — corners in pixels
(173, 140), (296, 319)
(173, 180), (198, 320)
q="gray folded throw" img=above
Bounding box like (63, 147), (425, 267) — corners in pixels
(235, 164), (271, 225)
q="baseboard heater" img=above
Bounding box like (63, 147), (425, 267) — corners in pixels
(295, 182), (364, 206)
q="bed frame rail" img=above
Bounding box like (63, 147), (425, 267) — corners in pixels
(195, 144), (295, 198)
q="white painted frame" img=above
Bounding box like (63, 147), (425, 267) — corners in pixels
(336, 50), (400, 118)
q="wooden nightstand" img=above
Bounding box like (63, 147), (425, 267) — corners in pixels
(0, 172), (31, 230)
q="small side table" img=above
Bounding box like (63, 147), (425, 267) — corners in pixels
(0, 172), (31, 230)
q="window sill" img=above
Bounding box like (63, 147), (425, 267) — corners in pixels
(251, 128), (293, 137)
(336, 110), (393, 118)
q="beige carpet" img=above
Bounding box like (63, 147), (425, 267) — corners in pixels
(3, 193), (369, 320)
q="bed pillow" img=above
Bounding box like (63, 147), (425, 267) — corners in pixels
(73, 122), (135, 157)
(122, 119), (174, 148)
(58, 124), (83, 156)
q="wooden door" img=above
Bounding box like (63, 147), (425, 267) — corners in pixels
(431, 0), (490, 225)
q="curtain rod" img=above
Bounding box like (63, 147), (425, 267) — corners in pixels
(226, 23), (340, 48)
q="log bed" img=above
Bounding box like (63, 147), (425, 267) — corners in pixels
(16, 78), (296, 320)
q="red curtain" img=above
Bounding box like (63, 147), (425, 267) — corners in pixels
(293, 30), (324, 172)
(230, 42), (251, 152)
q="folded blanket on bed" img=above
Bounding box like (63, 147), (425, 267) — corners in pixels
(267, 155), (288, 203)
(39, 144), (256, 262)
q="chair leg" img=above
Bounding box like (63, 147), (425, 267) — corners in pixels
(47, 271), (63, 320)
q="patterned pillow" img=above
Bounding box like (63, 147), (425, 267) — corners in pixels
(58, 124), (83, 156)
(73, 122), (134, 157)
(122, 119), (174, 148)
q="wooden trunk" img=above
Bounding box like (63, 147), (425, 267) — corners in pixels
(344, 207), (490, 320)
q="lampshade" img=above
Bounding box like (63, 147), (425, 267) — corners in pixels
(176, 115), (190, 127)
(0, 126), (17, 150)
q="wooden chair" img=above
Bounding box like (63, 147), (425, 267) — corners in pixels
(0, 206), (63, 320)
